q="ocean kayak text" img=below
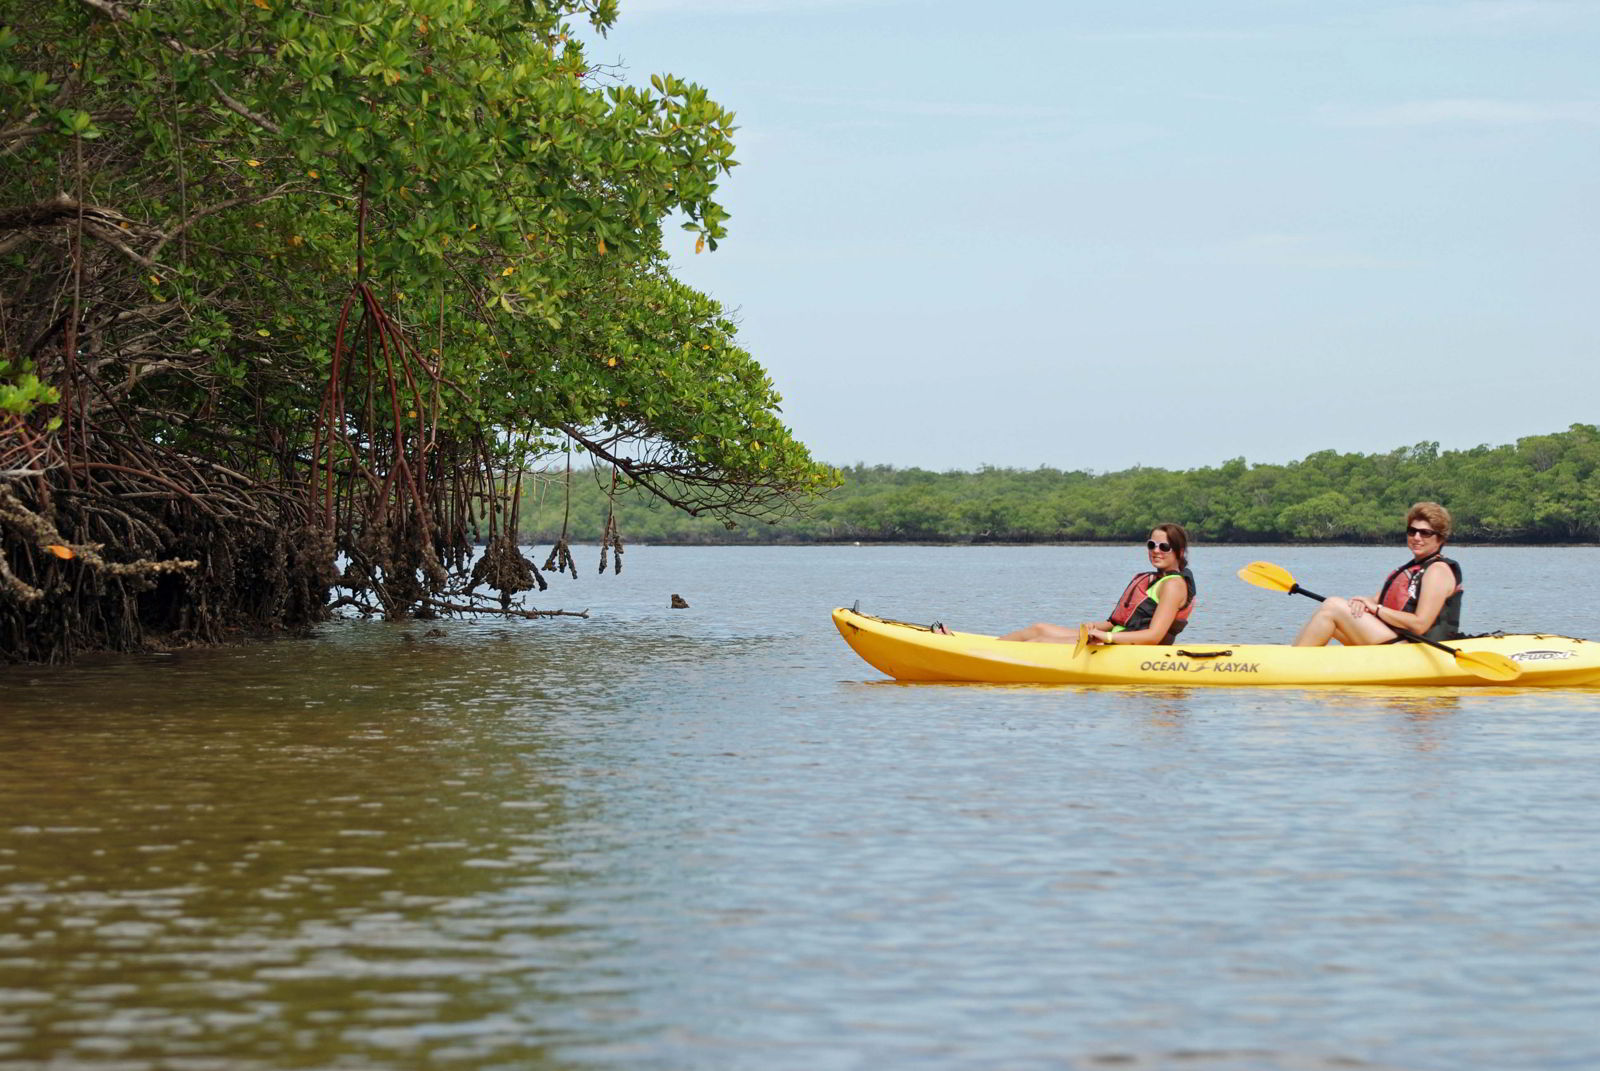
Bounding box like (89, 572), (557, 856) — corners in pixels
(1140, 660), (1262, 674)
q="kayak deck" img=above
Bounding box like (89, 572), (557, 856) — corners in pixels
(832, 606), (1600, 687)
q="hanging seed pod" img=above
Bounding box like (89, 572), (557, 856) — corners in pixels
(543, 538), (577, 579)
(599, 465), (623, 575)
(598, 511), (623, 574)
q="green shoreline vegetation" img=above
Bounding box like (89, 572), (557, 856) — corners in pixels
(521, 424), (1600, 547)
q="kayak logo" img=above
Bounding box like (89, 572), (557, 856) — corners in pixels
(1140, 659), (1261, 674)
(1511, 649), (1573, 662)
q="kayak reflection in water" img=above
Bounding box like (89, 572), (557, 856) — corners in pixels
(1293, 501), (1464, 647)
(998, 523), (1197, 646)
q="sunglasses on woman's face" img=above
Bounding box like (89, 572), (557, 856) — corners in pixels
(1405, 526), (1439, 539)
(1146, 540), (1172, 552)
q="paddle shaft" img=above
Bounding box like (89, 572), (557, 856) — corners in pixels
(1284, 583), (1467, 660)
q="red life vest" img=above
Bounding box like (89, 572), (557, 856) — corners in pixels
(1108, 568), (1197, 643)
(1379, 553), (1463, 641)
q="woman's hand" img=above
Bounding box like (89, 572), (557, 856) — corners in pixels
(1348, 597), (1372, 618)
(1086, 626), (1113, 645)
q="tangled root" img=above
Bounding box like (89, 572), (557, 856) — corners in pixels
(1, 479), (328, 664)
(470, 535), (545, 597)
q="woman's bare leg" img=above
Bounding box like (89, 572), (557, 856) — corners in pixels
(999, 622), (1078, 644)
(1293, 597), (1398, 647)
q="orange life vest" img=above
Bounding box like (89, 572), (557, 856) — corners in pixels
(1107, 568), (1197, 644)
(1379, 553), (1463, 641)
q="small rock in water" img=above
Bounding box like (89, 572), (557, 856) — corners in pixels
(670, 594), (689, 609)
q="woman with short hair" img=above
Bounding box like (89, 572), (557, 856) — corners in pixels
(1293, 501), (1462, 647)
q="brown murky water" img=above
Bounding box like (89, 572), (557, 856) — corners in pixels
(5, 546), (1600, 1069)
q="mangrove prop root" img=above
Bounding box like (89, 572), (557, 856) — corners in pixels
(2, 476), (297, 663)
(424, 599), (587, 620)
(469, 535), (546, 597)
(3, 186), (624, 662)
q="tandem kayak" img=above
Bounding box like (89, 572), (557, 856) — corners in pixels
(832, 606), (1600, 687)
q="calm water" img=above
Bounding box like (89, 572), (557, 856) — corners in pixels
(4, 544), (1600, 1071)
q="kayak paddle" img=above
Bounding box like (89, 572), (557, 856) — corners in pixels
(1236, 560), (1522, 682)
(1074, 623), (1090, 658)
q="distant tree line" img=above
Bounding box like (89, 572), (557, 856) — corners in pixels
(519, 424), (1600, 548)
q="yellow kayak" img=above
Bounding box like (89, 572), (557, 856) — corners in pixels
(832, 606), (1600, 687)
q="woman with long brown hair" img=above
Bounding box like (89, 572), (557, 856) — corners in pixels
(996, 523), (1196, 646)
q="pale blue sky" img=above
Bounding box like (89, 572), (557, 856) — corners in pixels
(592, 0), (1599, 472)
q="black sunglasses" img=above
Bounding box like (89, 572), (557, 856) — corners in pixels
(1405, 526), (1439, 539)
(1146, 540), (1172, 552)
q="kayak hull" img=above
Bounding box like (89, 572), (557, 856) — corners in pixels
(832, 607), (1600, 687)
